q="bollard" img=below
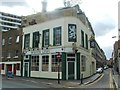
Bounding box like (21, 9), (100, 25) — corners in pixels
(81, 73), (83, 84)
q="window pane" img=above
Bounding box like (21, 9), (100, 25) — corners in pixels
(2, 39), (5, 45)
(51, 55), (61, 72)
(33, 32), (39, 48)
(44, 30), (49, 46)
(16, 36), (20, 43)
(24, 34), (30, 49)
(53, 27), (61, 45)
(42, 55), (49, 71)
(31, 56), (39, 71)
(8, 37), (12, 44)
(68, 24), (77, 42)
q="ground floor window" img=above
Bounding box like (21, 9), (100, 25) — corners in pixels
(16, 63), (20, 70)
(31, 56), (39, 71)
(51, 55), (61, 72)
(42, 55), (49, 71)
(2, 64), (4, 70)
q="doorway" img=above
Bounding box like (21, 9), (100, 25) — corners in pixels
(67, 61), (75, 79)
(24, 62), (29, 77)
(66, 53), (76, 80)
(13, 64), (16, 76)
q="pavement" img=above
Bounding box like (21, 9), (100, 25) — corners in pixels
(112, 69), (120, 89)
(7, 73), (102, 88)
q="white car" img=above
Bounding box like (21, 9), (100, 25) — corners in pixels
(96, 67), (103, 73)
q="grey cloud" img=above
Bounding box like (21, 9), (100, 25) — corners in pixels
(1, 0), (28, 7)
(93, 18), (116, 37)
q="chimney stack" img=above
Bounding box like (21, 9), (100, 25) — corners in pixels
(42, 0), (47, 12)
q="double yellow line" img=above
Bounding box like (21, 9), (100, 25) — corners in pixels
(109, 68), (114, 90)
(85, 74), (104, 86)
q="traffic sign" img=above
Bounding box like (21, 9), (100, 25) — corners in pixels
(57, 52), (61, 59)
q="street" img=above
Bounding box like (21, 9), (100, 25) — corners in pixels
(2, 76), (48, 88)
(80, 68), (116, 89)
(1, 68), (118, 90)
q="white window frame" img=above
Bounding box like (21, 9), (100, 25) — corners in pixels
(2, 39), (5, 45)
(16, 35), (20, 43)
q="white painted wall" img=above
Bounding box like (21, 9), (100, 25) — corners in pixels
(23, 16), (94, 79)
(23, 16), (91, 50)
(31, 71), (62, 79)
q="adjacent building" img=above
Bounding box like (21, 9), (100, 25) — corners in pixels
(0, 12), (22, 31)
(113, 40), (120, 74)
(1, 29), (22, 76)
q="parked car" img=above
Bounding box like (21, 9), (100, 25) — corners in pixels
(96, 67), (103, 73)
(104, 66), (108, 70)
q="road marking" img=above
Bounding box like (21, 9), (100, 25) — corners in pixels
(85, 74), (104, 86)
(109, 69), (114, 90)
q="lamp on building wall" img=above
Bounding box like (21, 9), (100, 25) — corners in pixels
(72, 42), (78, 53)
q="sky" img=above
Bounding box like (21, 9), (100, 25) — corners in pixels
(0, 0), (119, 59)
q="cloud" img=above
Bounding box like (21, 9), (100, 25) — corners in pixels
(93, 17), (116, 36)
(96, 27), (118, 46)
(1, 0), (28, 7)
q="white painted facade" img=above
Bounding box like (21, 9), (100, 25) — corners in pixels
(22, 16), (96, 80)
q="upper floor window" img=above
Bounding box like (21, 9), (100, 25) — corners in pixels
(81, 30), (84, 47)
(85, 34), (88, 49)
(68, 24), (77, 42)
(24, 34), (30, 49)
(2, 39), (5, 46)
(53, 26), (61, 46)
(32, 31), (39, 48)
(42, 29), (49, 47)
(16, 35), (20, 43)
(8, 37), (12, 44)
(15, 50), (19, 56)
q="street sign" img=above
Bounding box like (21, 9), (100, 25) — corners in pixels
(57, 52), (61, 59)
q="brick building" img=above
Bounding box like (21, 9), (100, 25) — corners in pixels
(1, 29), (22, 76)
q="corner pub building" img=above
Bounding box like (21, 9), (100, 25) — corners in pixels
(22, 5), (96, 80)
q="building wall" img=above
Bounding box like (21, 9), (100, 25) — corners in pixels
(0, 31), (2, 75)
(22, 16), (96, 79)
(0, 12), (21, 31)
(1, 61), (21, 76)
(23, 17), (90, 49)
(1, 29), (22, 76)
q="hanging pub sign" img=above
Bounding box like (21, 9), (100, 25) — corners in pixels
(68, 24), (77, 42)
(90, 40), (95, 48)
